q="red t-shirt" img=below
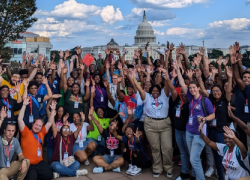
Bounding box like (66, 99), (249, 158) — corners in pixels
(49, 132), (76, 164)
(123, 94), (137, 110)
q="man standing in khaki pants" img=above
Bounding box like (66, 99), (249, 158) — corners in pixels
(0, 119), (30, 180)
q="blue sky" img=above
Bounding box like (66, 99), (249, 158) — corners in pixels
(29, 0), (250, 50)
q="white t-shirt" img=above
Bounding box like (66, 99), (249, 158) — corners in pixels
(135, 91), (146, 122)
(143, 88), (169, 118)
(70, 122), (89, 143)
(216, 143), (250, 180)
(108, 83), (123, 109)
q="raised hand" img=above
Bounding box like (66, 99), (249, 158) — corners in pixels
(226, 66), (233, 78)
(111, 58), (116, 65)
(23, 79), (29, 88)
(223, 126), (235, 139)
(198, 119), (205, 134)
(216, 56), (222, 66)
(14, 82), (21, 92)
(145, 42), (149, 50)
(85, 79), (90, 87)
(118, 77), (122, 83)
(91, 85), (96, 93)
(52, 94), (62, 99)
(50, 100), (57, 110)
(91, 78), (95, 86)
(127, 107), (133, 115)
(234, 41), (240, 52)
(212, 68), (218, 74)
(63, 67), (68, 74)
(59, 50), (63, 58)
(186, 69), (193, 80)
(50, 63), (56, 70)
(79, 64), (85, 71)
(195, 68), (202, 79)
(117, 61), (122, 70)
(64, 50), (71, 59)
(169, 43), (175, 51)
(179, 42), (185, 49)
(23, 98), (30, 106)
(80, 112), (85, 122)
(199, 47), (205, 56)
(134, 127), (142, 139)
(42, 76), (48, 85)
(0, 106), (7, 120)
(63, 114), (69, 123)
(229, 45), (237, 64)
(118, 111), (125, 117)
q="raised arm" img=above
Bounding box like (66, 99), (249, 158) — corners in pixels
(74, 116), (84, 139)
(83, 79), (90, 101)
(27, 66), (38, 82)
(42, 77), (52, 102)
(195, 69), (209, 98)
(117, 79), (125, 101)
(200, 47), (209, 78)
(46, 98), (52, 118)
(216, 57), (223, 83)
(0, 107), (7, 128)
(225, 67), (232, 102)
(90, 85), (95, 108)
(45, 101), (57, 132)
(85, 109), (94, 131)
(5, 66), (12, 81)
(164, 72), (177, 101)
(104, 81), (115, 107)
(18, 98), (29, 131)
(132, 74), (146, 100)
(175, 63), (187, 95)
(122, 108), (132, 134)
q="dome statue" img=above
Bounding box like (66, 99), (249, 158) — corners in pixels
(133, 10), (157, 46)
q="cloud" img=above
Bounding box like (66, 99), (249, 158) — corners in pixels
(149, 21), (171, 27)
(246, 0), (250, 5)
(166, 27), (205, 38)
(208, 18), (250, 31)
(128, 0), (209, 9)
(100, 5), (123, 24)
(154, 30), (165, 36)
(127, 8), (176, 22)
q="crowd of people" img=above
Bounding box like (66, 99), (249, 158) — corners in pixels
(0, 41), (249, 180)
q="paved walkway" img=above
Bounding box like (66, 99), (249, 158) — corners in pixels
(56, 160), (218, 180)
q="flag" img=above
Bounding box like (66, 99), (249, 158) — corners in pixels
(82, 53), (94, 67)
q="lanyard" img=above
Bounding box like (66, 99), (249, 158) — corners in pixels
(4, 144), (12, 160)
(154, 98), (159, 107)
(109, 133), (114, 149)
(119, 104), (125, 112)
(75, 94), (78, 101)
(30, 97), (32, 115)
(128, 138), (134, 160)
(246, 99), (248, 105)
(75, 124), (82, 140)
(96, 86), (103, 95)
(3, 99), (9, 110)
(190, 95), (202, 116)
(213, 105), (217, 112)
(225, 149), (233, 171)
(62, 137), (69, 152)
(31, 132), (41, 149)
(36, 86), (41, 95)
(179, 101), (184, 110)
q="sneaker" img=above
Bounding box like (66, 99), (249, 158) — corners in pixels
(205, 166), (214, 177)
(175, 176), (182, 180)
(93, 167), (104, 174)
(153, 172), (160, 178)
(130, 166), (142, 176)
(126, 164), (134, 174)
(179, 172), (190, 179)
(178, 161), (182, 166)
(76, 169), (88, 176)
(112, 167), (121, 173)
(84, 159), (90, 166)
(53, 172), (59, 179)
(166, 173), (173, 178)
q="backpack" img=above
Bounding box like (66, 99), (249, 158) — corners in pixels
(129, 97), (144, 122)
(223, 146), (250, 174)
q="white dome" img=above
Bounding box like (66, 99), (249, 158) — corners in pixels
(133, 11), (157, 46)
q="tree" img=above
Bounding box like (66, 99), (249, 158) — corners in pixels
(0, 0), (37, 60)
(208, 49), (223, 59)
(50, 50), (60, 63)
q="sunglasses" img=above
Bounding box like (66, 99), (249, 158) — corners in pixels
(62, 128), (70, 132)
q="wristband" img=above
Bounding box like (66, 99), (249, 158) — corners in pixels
(195, 66), (200, 69)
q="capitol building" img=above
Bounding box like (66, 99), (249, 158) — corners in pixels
(81, 11), (207, 62)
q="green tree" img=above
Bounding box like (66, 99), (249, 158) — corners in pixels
(208, 49), (223, 59)
(0, 0), (37, 60)
(50, 50), (60, 63)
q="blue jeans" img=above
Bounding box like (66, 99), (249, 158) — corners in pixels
(47, 146), (54, 162)
(103, 154), (121, 164)
(50, 161), (80, 177)
(88, 137), (106, 155)
(175, 129), (190, 174)
(186, 130), (205, 180)
(208, 130), (225, 180)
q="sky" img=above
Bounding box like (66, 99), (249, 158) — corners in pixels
(29, 0), (250, 50)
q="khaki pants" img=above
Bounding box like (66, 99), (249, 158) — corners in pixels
(144, 116), (173, 174)
(0, 160), (30, 180)
(238, 176), (250, 180)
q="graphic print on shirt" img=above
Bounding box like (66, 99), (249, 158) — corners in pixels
(195, 104), (201, 110)
(69, 95), (83, 103)
(9, 88), (16, 98)
(151, 98), (163, 110)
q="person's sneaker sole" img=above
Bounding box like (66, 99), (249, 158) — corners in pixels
(167, 173), (173, 178)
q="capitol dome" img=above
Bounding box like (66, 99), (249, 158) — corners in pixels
(133, 11), (157, 46)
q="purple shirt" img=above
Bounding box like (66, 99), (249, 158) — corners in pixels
(186, 90), (214, 135)
(90, 85), (108, 110)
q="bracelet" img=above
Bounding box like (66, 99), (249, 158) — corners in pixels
(195, 66), (200, 69)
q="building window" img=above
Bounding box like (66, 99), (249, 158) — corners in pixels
(46, 48), (50, 54)
(12, 48), (22, 55)
(30, 48), (38, 53)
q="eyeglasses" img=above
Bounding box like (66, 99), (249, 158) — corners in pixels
(125, 130), (133, 134)
(62, 128), (70, 132)
(212, 90), (221, 93)
(7, 121), (16, 124)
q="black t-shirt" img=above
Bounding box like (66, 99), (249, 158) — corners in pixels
(101, 128), (121, 155)
(245, 85), (250, 119)
(172, 96), (189, 131)
(234, 85), (249, 122)
(210, 99), (230, 133)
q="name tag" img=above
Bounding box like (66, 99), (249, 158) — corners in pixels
(129, 145), (134, 148)
(64, 152), (68, 159)
(7, 110), (11, 118)
(245, 105), (249, 113)
(98, 135), (101, 142)
(37, 97), (41, 102)
(132, 109), (135, 114)
(212, 119), (217, 127)
(202, 123), (207, 135)
(37, 149), (41, 157)
(74, 102), (79, 108)
(156, 110), (160, 117)
(6, 160), (10, 168)
(29, 115), (34, 123)
(101, 95), (104, 102)
(189, 116), (193, 125)
(110, 149), (114, 157)
(175, 109), (180, 117)
(79, 141), (83, 148)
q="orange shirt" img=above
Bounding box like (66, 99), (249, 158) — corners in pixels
(20, 126), (47, 165)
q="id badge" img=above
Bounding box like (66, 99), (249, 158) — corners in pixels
(98, 135), (101, 142)
(156, 110), (160, 117)
(175, 109), (180, 117)
(74, 102), (79, 109)
(79, 141), (83, 148)
(6, 160), (10, 168)
(245, 105), (249, 113)
(29, 115), (34, 123)
(212, 119), (217, 127)
(132, 108), (135, 114)
(7, 110), (11, 118)
(64, 152), (68, 159)
(225, 174), (229, 180)
(129, 144), (134, 148)
(110, 149), (114, 157)
(189, 116), (193, 125)
(37, 149), (41, 157)
(37, 97), (41, 102)
(101, 95), (104, 102)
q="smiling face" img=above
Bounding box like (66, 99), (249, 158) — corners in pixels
(112, 74), (118, 85)
(90, 65), (96, 74)
(73, 113), (81, 125)
(67, 77), (74, 87)
(189, 83), (200, 96)
(32, 119), (44, 133)
(35, 74), (43, 85)
(224, 135), (235, 148)
(57, 107), (64, 119)
(72, 71), (78, 79)
(127, 87), (134, 96)
(72, 84), (80, 95)
(109, 121), (118, 133)
(10, 74), (21, 85)
(61, 125), (70, 137)
(243, 73), (250, 85)
(125, 127), (134, 139)
(0, 87), (9, 99)
(212, 86), (222, 100)
(96, 108), (104, 118)
(94, 75), (101, 84)
(144, 81), (152, 93)
(152, 87), (160, 99)
(28, 85), (38, 95)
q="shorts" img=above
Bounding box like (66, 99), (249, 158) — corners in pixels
(73, 139), (91, 155)
(103, 154), (121, 164)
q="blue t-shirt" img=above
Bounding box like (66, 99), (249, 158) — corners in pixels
(114, 101), (128, 123)
(24, 94), (45, 129)
(37, 84), (51, 116)
(186, 90), (214, 135)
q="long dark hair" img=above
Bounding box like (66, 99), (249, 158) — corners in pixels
(209, 84), (225, 107)
(93, 73), (105, 88)
(55, 106), (66, 123)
